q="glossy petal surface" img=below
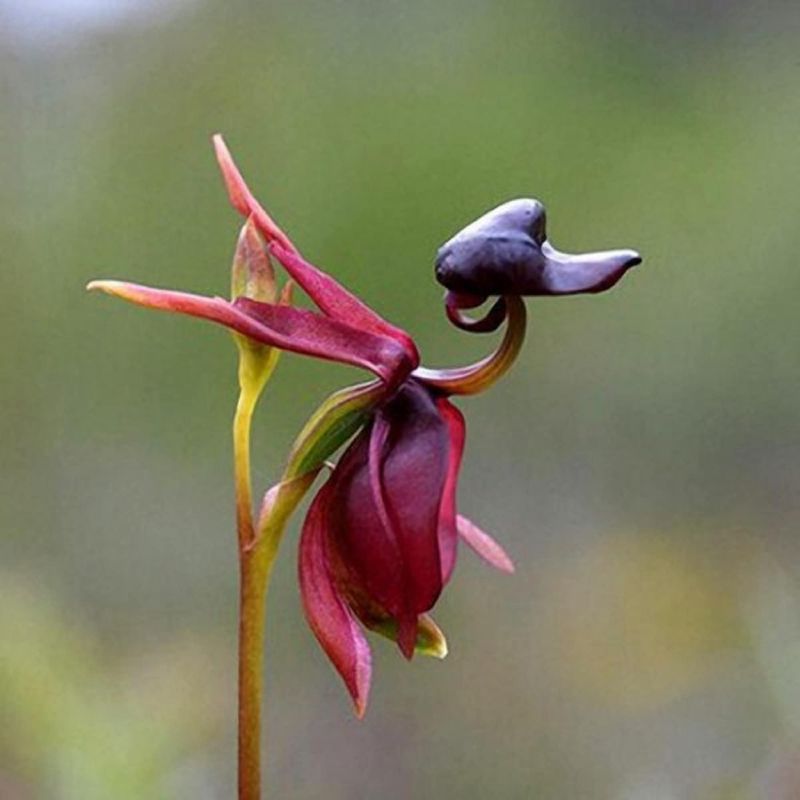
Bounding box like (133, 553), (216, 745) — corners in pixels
(329, 381), (449, 657)
(436, 397), (466, 584)
(270, 244), (419, 361)
(87, 281), (412, 385)
(299, 481), (372, 717)
(435, 198), (640, 297)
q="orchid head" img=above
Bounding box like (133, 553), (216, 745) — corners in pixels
(435, 198), (641, 331)
(88, 137), (643, 724)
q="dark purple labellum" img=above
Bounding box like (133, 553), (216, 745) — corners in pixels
(435, 199), (641, 298)
(329, 379), (450, 656)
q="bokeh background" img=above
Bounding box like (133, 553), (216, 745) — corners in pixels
(2, 0), (799, 797)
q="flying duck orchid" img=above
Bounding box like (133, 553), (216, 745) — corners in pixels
(88, 138), (641, 796)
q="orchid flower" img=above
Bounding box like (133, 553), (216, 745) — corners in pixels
(297, 200), (641, 716)
(88, 138), (641, 798)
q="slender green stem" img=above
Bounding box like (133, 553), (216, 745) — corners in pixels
(234, 371), (384, 799)
(237, 470), (317, 800)
(234, 388), (258, 548)
(232, 343), (277, 800)
(237, 550), (268, 800)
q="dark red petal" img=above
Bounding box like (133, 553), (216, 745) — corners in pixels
(87, 281), (412, 385)
(331, 381), (449, 657)
(213, 135), (418, 362)
(435, 397), (466, 585)
(213, 134), (297, 253)
(270, 244), (419, 362)
(234, 297), (414, 388)
(396, 616), (419, 660)
(457, 514), (515, 574)
(367, 415), (396, 558)
(299, 481), (372, 717)
(376, 382), (449, 613)
(329, 427), (406, 621)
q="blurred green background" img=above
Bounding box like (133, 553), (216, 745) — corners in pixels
(2, 0), (799, 797)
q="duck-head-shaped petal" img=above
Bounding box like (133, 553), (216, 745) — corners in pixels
(435, 198), (641, 298)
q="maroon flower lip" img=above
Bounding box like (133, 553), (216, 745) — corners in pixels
(435, 198), (641, 298)
(299, 378), (515, 716)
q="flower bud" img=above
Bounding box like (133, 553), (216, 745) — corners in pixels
(231, 216), (277, 303)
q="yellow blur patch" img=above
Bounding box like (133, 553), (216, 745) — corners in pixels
(543, 533), (745, 712)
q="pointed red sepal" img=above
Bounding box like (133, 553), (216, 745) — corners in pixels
(213, 134), (297, 254)
(269, 243), (419, 359)
(87, 280), (414, 386)
(396, 615), (419, 660)
(235, 298), (414, 388)
(435, 397), (466, 584)
(299, 481), (372, 718)
(212, 135), (419, 363)
(456, 514), (515, 574)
